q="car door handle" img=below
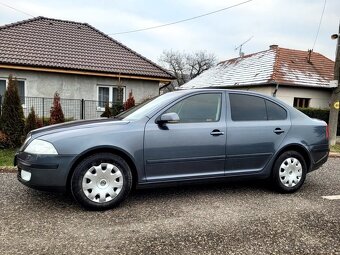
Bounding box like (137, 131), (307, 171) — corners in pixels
(273, 128), (285, 134)
(210, 129), (224, 136)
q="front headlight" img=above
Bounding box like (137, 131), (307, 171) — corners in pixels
(24, 139), (58, 155)
(20, 134), (32, 151)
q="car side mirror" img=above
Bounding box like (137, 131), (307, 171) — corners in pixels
(157, 112), (180, 125)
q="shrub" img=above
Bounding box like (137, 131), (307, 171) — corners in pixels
(124, 90), (135, 111)
(100, 102), (112, 118)
(0, 75), (25, 147)
(112, 103), (124, 116)
(25, 106), (42, 134)
(50, 92), (65, 125)
(0, 131), (11, 149)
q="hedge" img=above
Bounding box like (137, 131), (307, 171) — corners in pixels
(298, 108), (340, 135)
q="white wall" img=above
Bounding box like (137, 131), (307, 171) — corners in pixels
(0, 68), (160, 119)
(0, 68), (159, 103)
(231, 85), (331, 109)
(275, 86), (331, 109)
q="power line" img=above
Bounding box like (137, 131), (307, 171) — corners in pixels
(0, 1), (34, 17)
(109, 0), (255, 35)
(312, 0), (326, 50)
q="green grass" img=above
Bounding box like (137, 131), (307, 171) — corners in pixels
(330, 144), (340, 153)
(0, 148), (17, 166)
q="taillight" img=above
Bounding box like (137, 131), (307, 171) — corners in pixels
(326, 125), (329, 140)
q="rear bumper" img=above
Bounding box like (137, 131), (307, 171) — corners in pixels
(309, 144), (329, 172)
(15, 152), (76, 192)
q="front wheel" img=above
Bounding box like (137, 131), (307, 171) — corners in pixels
(71, 153), (132, 210)
(272, 151), (307, 193)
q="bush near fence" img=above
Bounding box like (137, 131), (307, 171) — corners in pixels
(298, 108), (340, 135)
(0, 95), (123, 121)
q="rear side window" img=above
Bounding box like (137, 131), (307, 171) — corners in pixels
(265, 100), (287, 120)
(229, 93), (287, 121)
(229, 94), (267, 121)
(165, 93), (222, 123)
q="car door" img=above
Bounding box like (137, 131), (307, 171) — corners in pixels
(226, 93), (291, 173)
(144, 92), (226, 182)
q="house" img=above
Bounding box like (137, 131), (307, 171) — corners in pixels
(0, 17), (174, 118)
(181, 45), (335, 109)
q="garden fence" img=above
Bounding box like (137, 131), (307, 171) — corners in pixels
(0, 95), (123, 121)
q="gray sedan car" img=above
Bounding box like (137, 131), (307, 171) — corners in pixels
(16, 89), (329, 210)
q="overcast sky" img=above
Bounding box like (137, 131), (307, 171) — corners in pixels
(0, 0), (339, 64)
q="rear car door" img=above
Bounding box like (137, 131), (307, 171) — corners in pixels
(144, 92), (226, 182)
(226, 93), (291, 173)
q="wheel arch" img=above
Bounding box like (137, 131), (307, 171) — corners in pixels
(274, 143), (312, 172)
(66, 146), (138, 190)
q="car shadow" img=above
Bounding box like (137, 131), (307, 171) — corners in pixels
(24, 178), (274, 211)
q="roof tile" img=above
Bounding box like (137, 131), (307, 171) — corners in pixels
(182, 46), (334, 89)
(0, 17), (174, 80)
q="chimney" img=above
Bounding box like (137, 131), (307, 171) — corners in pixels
(269, 44), (278, 50)
(307, 49), (313, 63)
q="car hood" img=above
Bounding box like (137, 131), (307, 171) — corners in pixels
(30, 118), (130, 138)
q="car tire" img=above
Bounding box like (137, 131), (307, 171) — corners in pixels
(272, 150), (307, 193)
(71, 153), (133, 210)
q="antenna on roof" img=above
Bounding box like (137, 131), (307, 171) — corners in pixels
(235, 36), (254, 57)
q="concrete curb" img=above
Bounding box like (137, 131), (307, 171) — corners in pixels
(329, 152), (340, 158)
(0, 166), (17, 173)
(1, 153), (340, 173)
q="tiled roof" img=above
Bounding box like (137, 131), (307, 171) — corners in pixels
(182, 46), (334, 89)
(0, 17), (174, 80)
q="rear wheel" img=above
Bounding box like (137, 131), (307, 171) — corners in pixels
(272, 151), (307, 193)
(71, 153), (132, 210)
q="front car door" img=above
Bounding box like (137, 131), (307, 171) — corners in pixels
(226, 92), (291, 174)
(144, 91), (226, 182)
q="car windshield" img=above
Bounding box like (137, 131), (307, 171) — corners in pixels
(115, 92), (179, 121)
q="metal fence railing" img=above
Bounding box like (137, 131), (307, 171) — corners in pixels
(0, 95), (123, 121)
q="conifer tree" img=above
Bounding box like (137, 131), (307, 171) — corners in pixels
(25, 106), (41, 134)
(0, 75), (25, 147)
(100, 102), (113, 118)
(50, 92), (65, 125)
(124, 90), (135, 111)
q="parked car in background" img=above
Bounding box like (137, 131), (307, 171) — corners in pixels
(15, 89), (329, 210)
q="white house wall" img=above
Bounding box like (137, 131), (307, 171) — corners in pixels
(230, 85), (331, 109)
(275, 86), (331, 109)
(0, 68), (160, 119)
(0, 69), (159, 103)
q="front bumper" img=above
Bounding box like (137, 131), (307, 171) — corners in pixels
(15, 152), (76, 192)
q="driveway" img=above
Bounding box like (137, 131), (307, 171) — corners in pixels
(1, 159), (340, 255)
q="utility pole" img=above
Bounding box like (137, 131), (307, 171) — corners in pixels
(328, 21), (340, 146)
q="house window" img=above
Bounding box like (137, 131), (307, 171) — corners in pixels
(293, 98), (310, 108)
(97, 85), (125, 109)
(17, 80), (25, 105)
(0, 79), (25, 105)
(0, 80), (5, 96)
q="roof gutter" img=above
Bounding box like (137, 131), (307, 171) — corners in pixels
(0, 64), (174, 83)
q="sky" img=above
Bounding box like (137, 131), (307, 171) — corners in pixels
(0, 0), (339, 64)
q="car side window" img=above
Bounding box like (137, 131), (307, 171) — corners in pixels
(165, 93), (222, 123)
(265, 100), (287, 120)
(229, 94), (267, 121)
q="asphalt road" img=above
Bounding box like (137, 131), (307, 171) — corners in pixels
(1, 159), (340, 255)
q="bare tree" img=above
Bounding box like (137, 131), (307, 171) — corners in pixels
(186, 51), (217, 79)
(159, 50), (217, 89)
